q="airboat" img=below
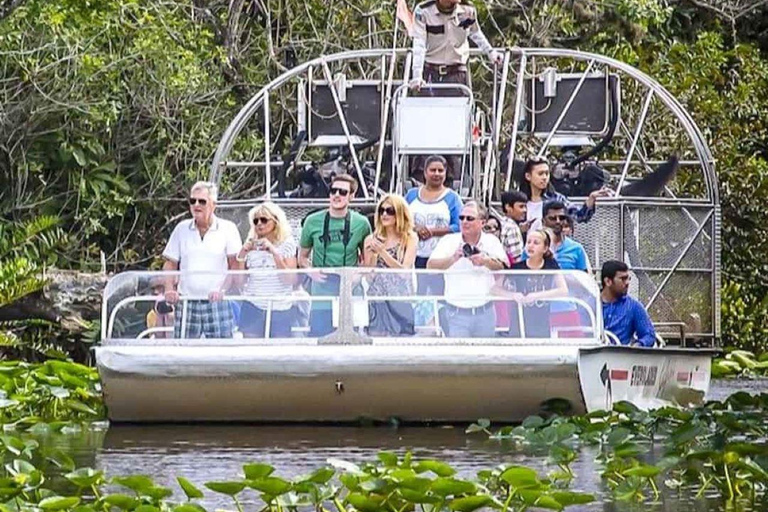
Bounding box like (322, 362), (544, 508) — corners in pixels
(95, 46), (720, 422)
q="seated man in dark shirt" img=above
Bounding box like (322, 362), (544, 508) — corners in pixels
(601, 260), (657, 347)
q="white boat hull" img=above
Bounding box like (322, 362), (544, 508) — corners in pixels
(95, 344), (587, 422)
(578, 346), (718, 412)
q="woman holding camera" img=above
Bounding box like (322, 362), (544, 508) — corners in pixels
(237, 202), (298, 338)
(363, 194), (418, 336)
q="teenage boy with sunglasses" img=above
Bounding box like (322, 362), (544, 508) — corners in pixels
(162, 181), (243, 338)
(299, 174), (372, 336)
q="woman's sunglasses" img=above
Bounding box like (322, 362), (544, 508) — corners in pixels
(483, 224), (499, 232)
(253, 217), (272, 225)
(188, 198), (208, 206)
(378, 206), (396, 216)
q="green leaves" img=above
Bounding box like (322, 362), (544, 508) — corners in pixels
(176, 477), (204, 500)
(204, 481), (246, 496)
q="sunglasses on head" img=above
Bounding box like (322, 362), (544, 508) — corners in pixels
(459, 215), (477, 222)
(330, 187), (350, 197)
(378, 206), (396, 216)
(253, 216), (272, 225)
(547, 214), (569, 222)
(188, 197), (208, 206)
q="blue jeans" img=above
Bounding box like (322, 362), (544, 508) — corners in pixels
(441, 302), (497, 338)
(239, 302), (294, 338)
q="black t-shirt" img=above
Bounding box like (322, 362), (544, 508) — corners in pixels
(507, 257), (560, 338)
(509, 258), (560, 297)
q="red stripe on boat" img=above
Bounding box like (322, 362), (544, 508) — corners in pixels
(610, 369), (629, 380)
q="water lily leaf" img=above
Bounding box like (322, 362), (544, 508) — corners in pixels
(614, 442), (646, 458)
(339, 473), (360, 491)
(177, 477), (204, 499)
(448, 495), (493, 512)
(346, 492), (385, 512)
(551, 491), (595, 506)
(359, 478), (388, 492)
(606, 428), (632, 447)
(103, 494), (139, 510)
(66, 468), (104, 487)
(399, 476), (431, 492)
(519, 490), (562, 510)
(39, 496), (81, 510)
(612, 401), (639, 414)
(305, 467), (334, 484)
(500, 466), (539, 489)
(377, 451), (398, 467)
(48, 451), (76, 472)
(113, 475), (155, 494)
(204, 481), (245, 496)
(726, 443), (768, 456)
(522, 416), (544, 429)
(10, 459), (36, 475)
(398, 489), (439, 504)
(173, 504), (207, 512)
(135, 506), (160, 512)
(247, 476), (292, 496)
(144, 486), (173, 500)
(243, 463), (274, 480)
(431, 478), (476, 496)
(0, 436), (25, 456)
(73, 505), (97, 512)
(623, 465), (660, 478)
(414, 460), (456, 477)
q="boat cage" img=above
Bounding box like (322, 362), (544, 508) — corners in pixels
(205, 47), (718, 345)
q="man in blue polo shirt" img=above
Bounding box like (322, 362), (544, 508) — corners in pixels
(600, 260), (656, 347)
(542, 201), (590, 272)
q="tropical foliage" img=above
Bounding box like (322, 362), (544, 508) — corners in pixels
(0, 0), (766, 347)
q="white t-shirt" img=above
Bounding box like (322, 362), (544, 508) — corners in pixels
(429, 232), (507, 308)
(244, 237), (298, 311)
(162, 216), (243, 296)
(526, 200), (543, 232)
(406, 187), (463, 258)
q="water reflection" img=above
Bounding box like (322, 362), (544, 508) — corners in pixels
(40, 379), (768, 512)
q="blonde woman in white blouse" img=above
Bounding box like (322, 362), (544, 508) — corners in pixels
(235, 202), (298, 338)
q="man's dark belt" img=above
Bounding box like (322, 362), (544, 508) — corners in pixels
(444, 301), (493, 316)
(425, 63), (468, 75)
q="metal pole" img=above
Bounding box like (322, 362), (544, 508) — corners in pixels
(616, 90), (654, 194)
(504, 53), (527, 191)
(263, 92), (272, 199)
(320, 60), (370, 199)
(374, 17), (401, 199)
(536, 59), (595, 158)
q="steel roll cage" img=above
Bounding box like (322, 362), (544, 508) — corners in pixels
(209, 47), (718, 205)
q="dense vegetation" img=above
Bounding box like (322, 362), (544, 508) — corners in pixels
(0, 0), (767, 350)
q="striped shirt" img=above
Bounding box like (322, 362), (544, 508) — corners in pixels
(244, 238), (297, 311)
(603, 294), (657, 347)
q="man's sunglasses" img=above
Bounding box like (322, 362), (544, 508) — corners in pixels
(188, 198), (208, 206)
(459, 215), (477, 222)
(378, 206), (396, 216)
(546, 215), (569, 222)
(330, 187), (350, 197)
(253, 217), (272, 225)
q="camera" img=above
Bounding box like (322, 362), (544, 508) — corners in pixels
(462, 243), (481, 258)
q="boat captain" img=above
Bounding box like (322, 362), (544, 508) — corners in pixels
(409, 0), (502, 93)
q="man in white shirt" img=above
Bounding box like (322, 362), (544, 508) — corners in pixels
(162, 181), (243, 338)
(427, 201), (507, 337)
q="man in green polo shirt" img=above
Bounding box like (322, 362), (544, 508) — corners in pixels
(299, 174), (371, 336)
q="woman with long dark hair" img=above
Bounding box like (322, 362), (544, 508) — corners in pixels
(518, 157), (608, 231)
